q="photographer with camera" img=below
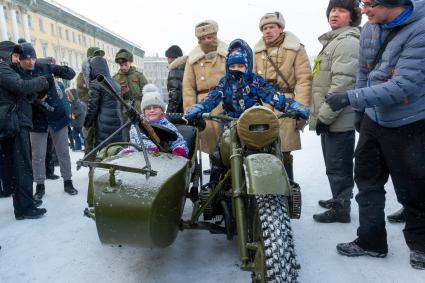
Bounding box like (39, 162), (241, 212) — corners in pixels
(0, 41), (51, 220)
(18, 42), (78, 200)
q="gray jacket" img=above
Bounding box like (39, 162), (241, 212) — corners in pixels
(309, 26), (360, 132)
(347, 0), (425, 127)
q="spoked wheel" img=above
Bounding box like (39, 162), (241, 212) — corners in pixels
(248, 195), (299, 283)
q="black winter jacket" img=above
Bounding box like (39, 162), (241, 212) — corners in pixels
(0, 58), (49, 130)
(83, 57), (123, 146)
(30, 63), (75, 132)
(166, 56), (187, 113)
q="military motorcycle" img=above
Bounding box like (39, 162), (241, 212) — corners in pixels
(78, 75), (302, 283)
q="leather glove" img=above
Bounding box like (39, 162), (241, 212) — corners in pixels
(127, 108), (140, 124)
(285, 99), (310, 120)
(325, 92), (350, 112)
(315, 119), (330, 136)
(43, 74), (55, 88)
(184, 104), (205, 123)
(354, 111), (364, 133)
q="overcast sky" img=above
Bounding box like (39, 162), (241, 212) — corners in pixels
(54, 0), (363, 57)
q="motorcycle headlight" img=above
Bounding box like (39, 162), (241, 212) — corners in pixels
(237, 106), (280, 149)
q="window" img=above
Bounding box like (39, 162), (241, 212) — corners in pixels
(3, 6), (7, 22)
(72, 31), (75, 43)
(61, 48), (66, 62)
(75, 52), (79, 69)
(78, 34), (81, 45)
(68, 50), (73, 67)
(65, 30), (69, 41)
(53, 47), (58, 61)
(16, 11), (20, 24)
(58, 26), (62, 39)
(82, 36), (86, 46)
(27, 15), (32, 28)
(42, 43), (48, 57)
(50, 23), (55, 36)
(39, 18), (44, 32)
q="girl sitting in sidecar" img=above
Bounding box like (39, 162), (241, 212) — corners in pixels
(122, 84), (189, 158)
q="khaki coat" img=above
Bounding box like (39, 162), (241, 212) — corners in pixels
(183, 40), (228, 154)
(309, 26), (360, 132)
(253, 31), (312, 152)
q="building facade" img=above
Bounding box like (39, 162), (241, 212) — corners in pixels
(0, 0), (145, 83)
(143, 55), (168, 100)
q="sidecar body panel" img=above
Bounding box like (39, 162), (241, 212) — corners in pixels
(243, 153), (291, 196)
(93, 152), (190, 248)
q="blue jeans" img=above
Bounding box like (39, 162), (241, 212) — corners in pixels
(72, 127), (84, 150)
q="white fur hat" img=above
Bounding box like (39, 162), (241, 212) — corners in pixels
(140, 84), (166, 111)
(259, 12), (285, 31)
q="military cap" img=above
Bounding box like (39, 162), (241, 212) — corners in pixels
(115, 48), (134, 64)
(86, 47), (105, 58)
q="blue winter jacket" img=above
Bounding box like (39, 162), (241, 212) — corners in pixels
(347, 0), (425, 127)
(193, 39), (287, 118)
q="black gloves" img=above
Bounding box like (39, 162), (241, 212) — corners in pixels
(315, 119), (330, 136)
(325, 92), (350, 112)
(354, 111), (364, 133)
(43, 74), (55, 88)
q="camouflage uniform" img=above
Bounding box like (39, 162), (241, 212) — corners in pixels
(113, 49), (148, 141)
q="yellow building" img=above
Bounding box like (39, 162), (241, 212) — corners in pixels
(0, 0), (145, 83)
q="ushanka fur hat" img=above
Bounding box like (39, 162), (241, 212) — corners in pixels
(326, 0), (362, 27)
(115, 48), (134, 64)
(195, 20), (219, 38)
(259, 12), (285, 31)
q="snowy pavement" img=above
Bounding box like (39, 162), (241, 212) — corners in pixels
(0, 131), (422, 283)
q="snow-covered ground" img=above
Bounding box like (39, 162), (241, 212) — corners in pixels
(0, 131), (422, 283)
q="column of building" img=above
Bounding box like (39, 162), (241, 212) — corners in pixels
(0, 4), (8, 41)
(10, 7), (19, 42)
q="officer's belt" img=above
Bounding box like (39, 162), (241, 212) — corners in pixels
(197, 89), (210, 95)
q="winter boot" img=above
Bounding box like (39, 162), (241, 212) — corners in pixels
(64, 180), (78, 195)
(387, 207), (405, 223)
(313, 204), (350, 223)
(336, 239), (387, 258)
(318, 198), (334, 209)
(410, 250), (425, 270)
(15, 207), (47, 220)
(283, 152), (294, 181)
(34, 184), (45, 201)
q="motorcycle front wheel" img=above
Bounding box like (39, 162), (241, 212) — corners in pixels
(248, 195), (299, 283)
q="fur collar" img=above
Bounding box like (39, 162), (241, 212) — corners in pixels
(169, 55), (188, 70)
(188, 40), (228, 65)
(254, 31), (301, 53)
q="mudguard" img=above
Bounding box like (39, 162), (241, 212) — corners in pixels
(243, 153), (291, 196)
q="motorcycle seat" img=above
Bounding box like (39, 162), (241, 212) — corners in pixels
(175, 125), (197, 159)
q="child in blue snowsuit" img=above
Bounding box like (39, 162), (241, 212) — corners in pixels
(185, 39), (309, 122)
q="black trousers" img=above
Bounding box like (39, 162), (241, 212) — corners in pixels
(355, 115), (425, 253)
(3, 128), (35, 213)
(321, 131), (355, 208)
(0, 141), (12, 195)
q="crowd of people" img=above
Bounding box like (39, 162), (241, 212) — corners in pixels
(0, 0), (424, 270)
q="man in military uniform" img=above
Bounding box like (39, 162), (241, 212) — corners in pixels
(76, 47), (105, 156)
(253, 12), (312, 182)
(183, 20), (227, 158)
(113, 48), (147, 141)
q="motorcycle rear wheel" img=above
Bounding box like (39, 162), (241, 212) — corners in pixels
(249, 195), (298, 283)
